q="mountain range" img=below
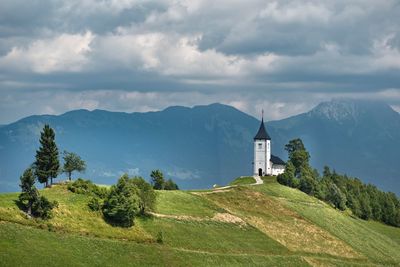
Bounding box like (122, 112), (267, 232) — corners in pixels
(0, 99), (399, 194)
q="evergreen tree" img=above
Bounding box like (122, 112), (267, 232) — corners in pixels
(150, 169), (165, 190)
(63, 151), (86, 181)
(35, 125), (60, 187)
(18, 168), (39, 216)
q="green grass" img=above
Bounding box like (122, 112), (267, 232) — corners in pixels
(0, 185), (152, 242)
(0, 221), (308, 267)
(1, 178), (400, 266)
(253, 180), (400, 266)
(141, 217), (288, 255)
(203, 186), (365, 262)
(154, 190), (223, 217)
(229, 176), (256, 186)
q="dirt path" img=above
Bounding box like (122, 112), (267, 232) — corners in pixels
(148, 212), (246, 226)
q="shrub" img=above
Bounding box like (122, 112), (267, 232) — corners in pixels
(32, 196), (58, 219)
(68, 178), (107, 198)
(88, 196), (102, 211)
(164, 179), (179, 190)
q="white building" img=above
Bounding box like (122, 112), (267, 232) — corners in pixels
(253, 116), (285, 176)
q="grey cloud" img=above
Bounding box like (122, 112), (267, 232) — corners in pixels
(0, 0), (399, 124)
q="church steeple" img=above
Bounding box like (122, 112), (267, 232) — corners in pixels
(254, 112), (271, 140)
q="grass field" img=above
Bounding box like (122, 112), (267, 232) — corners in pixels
(1, 178), (400, 266)
(229, 176), (256, 186)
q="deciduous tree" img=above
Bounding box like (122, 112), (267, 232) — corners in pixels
(63, 151), (86, 181)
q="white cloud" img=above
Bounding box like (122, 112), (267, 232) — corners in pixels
(0, 32), (94, 73)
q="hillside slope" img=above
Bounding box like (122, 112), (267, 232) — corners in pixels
(1, 178), (399, 266)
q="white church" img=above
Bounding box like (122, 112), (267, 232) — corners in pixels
(253, 115), (285, 177)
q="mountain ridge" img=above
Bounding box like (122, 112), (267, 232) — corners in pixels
(0, 99), (399, 194)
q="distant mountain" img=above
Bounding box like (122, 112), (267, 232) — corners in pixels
(0, 100), (399, 194)
(267, 99), (400, 194)
(0, 104), (259, 191)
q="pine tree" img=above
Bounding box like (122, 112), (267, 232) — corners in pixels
(35, 124), (60, 187)
(18, 168), (39, 216)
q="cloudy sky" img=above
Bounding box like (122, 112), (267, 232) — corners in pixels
(0, 0), (399, 124)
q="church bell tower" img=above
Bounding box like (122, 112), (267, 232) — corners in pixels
(253, 111), (271, 176)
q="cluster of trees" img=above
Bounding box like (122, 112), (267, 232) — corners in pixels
(34, 124), (86, 187)
(150, 170), (179, 190)
(68, 175), (156, 227)
(19, 124), (85, 219)
(277, 138), (400, 227)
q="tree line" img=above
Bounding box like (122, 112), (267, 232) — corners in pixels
(277, 138), (400, 227)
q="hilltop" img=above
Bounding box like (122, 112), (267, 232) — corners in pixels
(1, 177), (400, 266)
(1, 99), (399, 194)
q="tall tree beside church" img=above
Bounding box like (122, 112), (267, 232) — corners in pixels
(35, 124), (60, 187)
(284, 138), (310, 177)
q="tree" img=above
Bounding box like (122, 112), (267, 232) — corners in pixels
(130, 176), (156, 215)
(18, 168), (39, 216)
(326, 183), (347, 211)
(298, 166), (319, 196)
(18, 167), (57, 219)
(102, 174), (140, 227)
(164, 179), (179, 190)
(150, 170), (165, 190)
(63, 151), (86, 181)
(35, 124), (60, 187)
(284, 138), (310, 177)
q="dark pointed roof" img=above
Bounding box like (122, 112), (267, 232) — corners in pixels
(271, 155), (285, 165)
(254, 118), (271, 140)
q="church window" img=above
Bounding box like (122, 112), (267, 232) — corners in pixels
(258, 143), (262, 149)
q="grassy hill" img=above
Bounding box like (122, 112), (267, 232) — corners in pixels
(1, 177), (400, 266)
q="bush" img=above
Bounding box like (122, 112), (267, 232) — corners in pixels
(102, 175), (140, 227)
(88, 197), (102, 211)
(32, 196), (58, 219)
(68, 178), (108, 198)
(164, 179), (179, 190)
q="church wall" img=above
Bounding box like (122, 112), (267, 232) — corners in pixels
(254, 139), (267, 175)
(271, 165), (285, 176)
